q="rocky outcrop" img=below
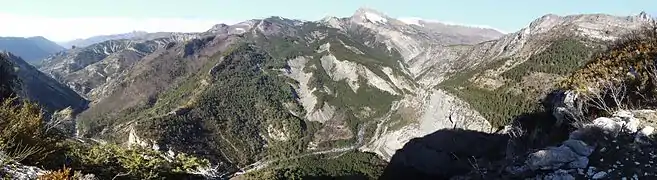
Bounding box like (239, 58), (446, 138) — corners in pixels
(506, 110), (657, 179)
(1, 155), (46, 180)
(362, 89), (492, 160)
(127, 126), (160, 151)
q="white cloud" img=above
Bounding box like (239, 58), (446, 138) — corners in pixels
(0, 13), (237, 42)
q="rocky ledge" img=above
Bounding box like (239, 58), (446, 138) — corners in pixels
(506, 110), (656, 179)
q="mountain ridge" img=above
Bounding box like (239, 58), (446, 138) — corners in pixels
(25, 8), (656, 179)
(0, 36), (65, 64)
(0, 51), (87, 112)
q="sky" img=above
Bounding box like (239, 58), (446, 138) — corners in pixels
(0, 0), (654, 42)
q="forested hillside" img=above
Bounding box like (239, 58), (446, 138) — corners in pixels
(439, 37), (596, 128)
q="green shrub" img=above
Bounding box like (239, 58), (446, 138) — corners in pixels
(0, 97), (64, 165)
(67, 143), (211, 179)
(38, 166), (72, 180)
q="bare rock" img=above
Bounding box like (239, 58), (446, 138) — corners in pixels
(635, 126), (655, 144)
(592, 117), (623, 136)
(542, 169), (576, 180)
(526, 146), (579, 170)
(592, 171), (608, 179)
(562, 139), (594, 156)
(567, 156), (589, 169)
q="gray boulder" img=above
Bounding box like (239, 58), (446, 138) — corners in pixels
(562, 139), (594, 156)
(567, 156), (589, 169)
(526, 146), (580, 170)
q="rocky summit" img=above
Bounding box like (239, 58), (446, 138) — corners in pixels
(1, 5), (657, 180)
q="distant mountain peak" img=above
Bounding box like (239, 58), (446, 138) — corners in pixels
(352, 7), (390, 24)
(0, 36), (65, 63)
(637, 11), (653, 21)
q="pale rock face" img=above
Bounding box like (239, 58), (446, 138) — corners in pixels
(320, 54), (361, 92)
(320, 53), (399, 95)
(128, 126), (156, 149)
(284, 56), (324, 122)
(363, 12), (387, 24)
(362, 89), (491, 160)
(320, 16), (344, 30)
(381, 67), (415, 92)
(267, 124), (290, 141)
(307, 104), (338, 123)
(339, 40), (365, 54)
(419, 89), (492, 132)
(349, 9), (425, 62)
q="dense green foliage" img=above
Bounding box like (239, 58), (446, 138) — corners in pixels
(193, 43), (308, 161)
(440, 38), (593, 128)
(501, 38), (594, 81)
(441, 58), (538, 128)
(136, 43), (311, 167)
(244, 151), (386, 180)
(0, 97), (65, 166)
(561, 24), (657, 115)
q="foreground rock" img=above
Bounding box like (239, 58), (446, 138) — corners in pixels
(505, 109), (657, 179)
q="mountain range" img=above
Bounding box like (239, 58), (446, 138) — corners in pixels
(58, 31), (189, 48)
(1, 7), (655, 179)
(0, 36), (65, 64)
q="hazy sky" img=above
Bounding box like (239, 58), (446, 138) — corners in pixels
(0, 0), (654, 42)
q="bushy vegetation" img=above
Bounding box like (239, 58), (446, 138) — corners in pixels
(244, 151), (387, 180)
(560, 23), (657, 117)
(0, 55), (66, 168)
(37, 166), (73, 180)
(0, 97), (65, 164)
(562, 24), (657, 92)
(65, 143), (210, 179)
